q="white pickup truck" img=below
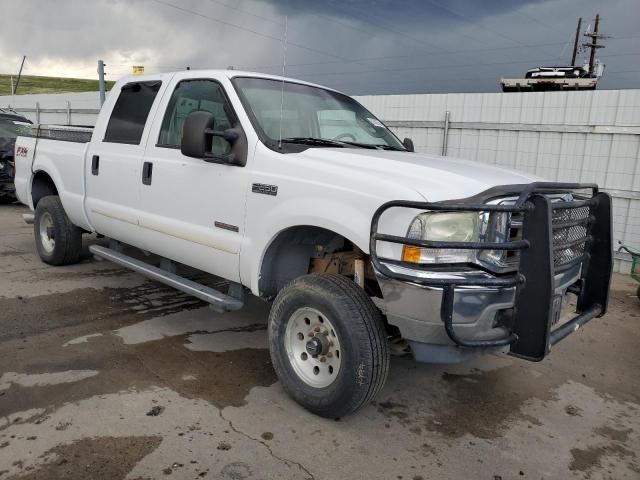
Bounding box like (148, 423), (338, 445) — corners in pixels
(14, 70), (612, 418)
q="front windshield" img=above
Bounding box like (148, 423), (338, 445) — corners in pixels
(233, 77), (405, 150)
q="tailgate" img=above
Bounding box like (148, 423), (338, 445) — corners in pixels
(13, 135), (37, 206)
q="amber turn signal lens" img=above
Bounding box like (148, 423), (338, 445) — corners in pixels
(402, 246), (422, 263)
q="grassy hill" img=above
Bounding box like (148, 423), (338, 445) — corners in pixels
(0, 74), (115, 95)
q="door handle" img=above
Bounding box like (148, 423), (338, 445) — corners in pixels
(142, 161), (153, 185)
(91, 155), (99, 175)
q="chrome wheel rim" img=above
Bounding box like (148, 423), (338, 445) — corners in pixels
(284, 307), (342, 388)
(38, 212), (55, 254)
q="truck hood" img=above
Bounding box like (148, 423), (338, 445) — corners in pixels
(295, 148), (543, 202)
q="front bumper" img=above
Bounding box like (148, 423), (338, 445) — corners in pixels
(370, 182), (613, 362)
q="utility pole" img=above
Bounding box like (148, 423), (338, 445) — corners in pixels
(98, 60), (106, 106)
(583, 14), (605, 77)
(14, 56), (26, 95)
(570, 17), (582, 66)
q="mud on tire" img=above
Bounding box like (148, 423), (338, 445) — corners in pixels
(268, 273), (390, 418)
(34, 195), (82, 266)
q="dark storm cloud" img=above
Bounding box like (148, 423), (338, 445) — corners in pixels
(0, 0), (638, 94)
(264, 0), (548, 25)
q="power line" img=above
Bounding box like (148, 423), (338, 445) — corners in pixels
(323, 3), (448, 53)
(248, 52), (640, 81)
(203, 0), (283, 27)
(147, 0), (349, 64)
(146, 0), (399, 76)
(241, 34), (640, 72)
(510, 6), (568, 36)
(118, 2), (640, 90)
(243, 41), (571, 71)
(422, 0), (527, 46)
(106, 51), (640, 82)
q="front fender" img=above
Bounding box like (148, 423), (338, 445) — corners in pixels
(242, 192), (421, 296)
(243, 195), (372, 296)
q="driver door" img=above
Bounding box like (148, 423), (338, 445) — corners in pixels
(137, 77), (250, 281)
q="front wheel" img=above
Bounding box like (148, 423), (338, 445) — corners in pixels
(269, 273), (390, 418)
(34, 195), (82, 266)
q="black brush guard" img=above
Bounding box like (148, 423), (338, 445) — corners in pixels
(370, 182), (613, 361)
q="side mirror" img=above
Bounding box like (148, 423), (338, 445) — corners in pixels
(403, 137), (414, 152)
(181, 111), (215, 159)
(181, 110), (248, 166)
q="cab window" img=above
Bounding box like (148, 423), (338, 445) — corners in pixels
(158, 79), (235, 156)
(104, 81), (161, 145)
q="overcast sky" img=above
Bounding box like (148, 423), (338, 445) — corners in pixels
(1, 0), (638, 94)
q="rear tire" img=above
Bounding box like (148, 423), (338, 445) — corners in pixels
(269, 273), (389, 418)
(34, 195), (82, 266)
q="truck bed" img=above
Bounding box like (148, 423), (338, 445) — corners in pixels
(14, 125), (93, 231)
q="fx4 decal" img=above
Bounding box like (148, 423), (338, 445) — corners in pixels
(15, 146), (28, 157)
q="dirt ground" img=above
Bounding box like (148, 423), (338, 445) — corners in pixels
(0, 203), (639, 480)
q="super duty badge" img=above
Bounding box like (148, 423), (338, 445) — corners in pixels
(252, 183), (278, 196)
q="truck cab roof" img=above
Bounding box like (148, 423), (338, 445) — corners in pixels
(112, 69), (341, 95)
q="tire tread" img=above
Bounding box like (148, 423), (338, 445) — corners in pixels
(269, 273), (389, 417)
(34, 195), (82, 266)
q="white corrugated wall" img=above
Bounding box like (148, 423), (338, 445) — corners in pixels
(0, 91), (102, 126)
(356, 90), (640, 273)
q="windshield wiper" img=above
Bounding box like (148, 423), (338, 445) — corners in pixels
(280, 137), (346, 147)
(336, 141), (378, 149)
(371, 144), (406, 151)
(339, 141), (407, 151)
(280, 137), (406, 151)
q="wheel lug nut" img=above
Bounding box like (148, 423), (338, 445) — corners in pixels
(319, 356), (326, 363)
(322, 331), (329, 336)
(308, 332), (315, 337)
(314, 326), (321, 332)
(326, 352), (333, 358)
(328, 341), (334, 347)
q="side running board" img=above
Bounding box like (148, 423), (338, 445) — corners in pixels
(89, 245), (244, 312)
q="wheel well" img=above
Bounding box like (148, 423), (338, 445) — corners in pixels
(259, 226), (381, 298)
(31, 171), (58, 208)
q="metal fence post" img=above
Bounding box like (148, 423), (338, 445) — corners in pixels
(35, 102), (40, 124)
(98, 60), (106, 106)
(66, 101), (71, 125)
(441, 110), (450, 156)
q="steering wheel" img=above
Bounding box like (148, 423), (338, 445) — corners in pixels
(333, 133), (357, 142)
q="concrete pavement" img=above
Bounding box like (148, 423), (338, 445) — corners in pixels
(0, 203), (639, 479)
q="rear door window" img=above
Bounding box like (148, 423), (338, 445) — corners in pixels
(104, 81), (162, 144)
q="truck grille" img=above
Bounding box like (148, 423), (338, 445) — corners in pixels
(551, 205), (590, 268)
(504, 196), (591, 271)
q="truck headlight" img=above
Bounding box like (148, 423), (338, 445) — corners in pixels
(402, 212), (479, 264)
